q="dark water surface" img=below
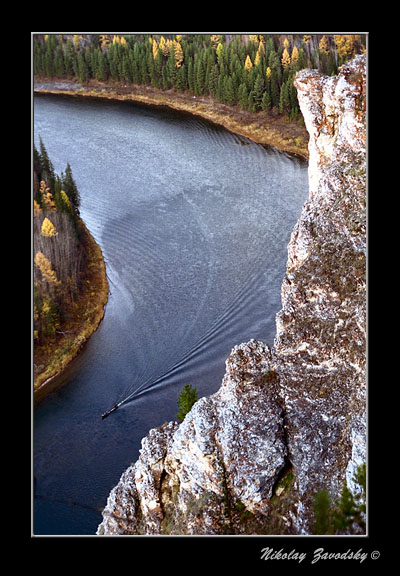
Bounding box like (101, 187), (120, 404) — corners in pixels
(33, 95), (308, 535)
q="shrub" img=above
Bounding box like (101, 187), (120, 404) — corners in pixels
(176, 384), (198, 422)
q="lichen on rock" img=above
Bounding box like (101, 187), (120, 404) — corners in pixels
(97, 55), (366, 536)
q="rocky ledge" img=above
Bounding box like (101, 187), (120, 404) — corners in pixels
(97, 55), (366, 535)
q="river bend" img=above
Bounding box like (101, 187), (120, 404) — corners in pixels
(33, 95), (308, 534)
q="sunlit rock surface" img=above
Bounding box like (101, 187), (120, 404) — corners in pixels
(97, 55), (366, 535)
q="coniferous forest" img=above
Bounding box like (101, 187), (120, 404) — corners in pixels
(33, 34), (366, 121)
(33, 139), (108, 388)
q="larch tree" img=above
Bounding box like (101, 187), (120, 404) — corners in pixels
(281, 48), (291, 69)
(35, 251), (60, 287)
(244, 54), (253, 71)
(41, 217), (57, 237)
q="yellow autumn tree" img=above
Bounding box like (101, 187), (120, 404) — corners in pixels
(100, 35), (111, 52)
(60, 190), (71, 211)
(41, 217), (58, 237)
(174, 41), (184, 68)
(291, 45), (299, 66)
(40, 180), (56, 210)
(73, 35), (82, 49)
(254, 42), (265, 67)
(244, 54), (253, 71)
(152, 38), (159, 59)
(210, 35), (222, 48)
(281, 48), (291, 69)
(35, 252), (60, 286)
(319, 35), (330, 55)
(159, 36), (171, 57)
(335, 34), (361, 60)
(34, 200), (42, 217)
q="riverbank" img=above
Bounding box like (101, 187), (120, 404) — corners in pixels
(33, 219), (109, 398)
(34, 78), (309, 159)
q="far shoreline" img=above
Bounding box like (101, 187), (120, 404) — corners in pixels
(33, 78), (309, 160)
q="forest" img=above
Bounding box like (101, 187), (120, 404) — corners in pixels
(33, 139), (83, 343)
(33, 34), (366, 121)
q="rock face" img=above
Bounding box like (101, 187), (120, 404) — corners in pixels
(97, 55), (366, 535)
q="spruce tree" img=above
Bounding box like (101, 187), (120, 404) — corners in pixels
(62, 163), (80, 212)
(77, 52), (89, 83)
(223, 76), (235, 105)
(238, 82), (248, 110)
(64, 40), (75, 79)
(39, 138), (55, 189)
(253, 74), (265, 110)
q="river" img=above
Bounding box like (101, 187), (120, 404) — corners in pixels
(33, 94), (308, 535)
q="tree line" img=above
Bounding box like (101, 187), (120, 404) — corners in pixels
(33, 34), (366, 121)
(33, 139), (84, 342)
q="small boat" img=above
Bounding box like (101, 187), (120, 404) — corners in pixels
(101, 403), (119, 419)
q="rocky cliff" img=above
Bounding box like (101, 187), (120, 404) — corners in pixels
(97, 54), (366, 536)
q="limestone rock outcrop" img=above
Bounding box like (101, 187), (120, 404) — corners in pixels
(97, 54), (366, 535)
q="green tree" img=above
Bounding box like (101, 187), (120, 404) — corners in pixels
(62, 163), (80, 211)
(312, 463), (366, 535)
(77, 51), (89, 83)
(279, 80), (290, 116)
(237, 82), (248, 109)
(253, 73), (265, 110)
(313, 490), (333, 535)
(176, 384), (198, 422)
(39, 137), (55, 189)
(223, 76), (236, 106)
(261, 90), (271, 113)
(54, 45), (65, 77)
(64, 40), (75, 79)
